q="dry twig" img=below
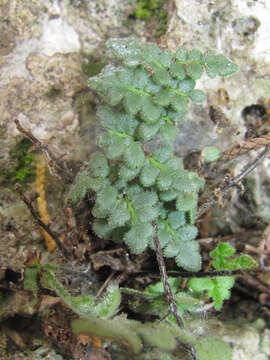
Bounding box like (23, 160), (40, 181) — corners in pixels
(15, 119), (73, 183)
(222, 133), (270, 161)
(197, 146), (270, 219)
(152, 223), (199, 360)
(14, 183), (70, 259)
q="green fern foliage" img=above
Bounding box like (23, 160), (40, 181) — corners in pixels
(43, 265), (121, 319)
(70, 38), (238, 272)
(210, 242), (256, 271)
(121, 277), (202, 324)
(188, 242), (256, 309)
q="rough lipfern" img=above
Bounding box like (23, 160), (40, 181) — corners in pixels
(70, 39), (238, 272)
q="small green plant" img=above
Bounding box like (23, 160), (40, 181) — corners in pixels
(130, 0), (169, 38)
(67, 39), (255, 359)
(42, 264), (121, 318)
(122, 277), (202, 323)
(71, 39), (238, 273)
(201, 146), (221, 163)
(133, 0), (160, 19)
(23, 262), (121, 318)
(189, 242), (256, 310)
(1, 139), (36, 189)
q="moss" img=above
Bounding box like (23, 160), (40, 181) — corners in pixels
(129, 0), (168, 37)
(1, 139), (36, 189)
(45, 87), (62, 99)
(81, 54), (106, 77)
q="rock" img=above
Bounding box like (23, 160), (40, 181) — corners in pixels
(0, 0), (136, 273)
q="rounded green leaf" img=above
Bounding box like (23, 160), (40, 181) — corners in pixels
(116, 112), (139, 136)
(107, 39), (142, 66)
(159, 123), (179, 143)
(170, 62), (186, 80)
(106, 138), (127, 160)
(124, 91), (143, 114)
(176, 193), (197, 211)
(89, 153), (109, 178)
(167, 110), (186, 123)
(117, 66), (134, 85)
(202, 146), (221, 162)
(176, 225), (198, 242)
(187, 49), (203, 63)
(136, 205), (160, 223)
(124, 141), (145, 169)
(118, 164), (141, 181)
(186, 61), (203, 80)
(175, 241), (201, 271)
(159, 189), (179, 202)
(138, 120), (163, 140)
(163, 242), (181, 258)
(158, 50), (173, 68)
(141, 97), (162, 124)
(188, 89), (206, 103)
(144, 80), (162, 94)
(96, 107), (116, 130)
(157, 228), (172, 248)
(107, 87), (124, 106)
(108, 200), (131, 228)
(92, 202), (111, 218)
(172, 172), (196, 193)
(170, 92), (188, 112)
(188, 278), (214, 292)
(140, 163), (160, 187)
(96, 185), (118, 211)
(157, 169), (177, 191)
(93, 219), (113, 239)
(178, 78), (195, 93)
(153, 67), (171, 86)
(167, 211), (186, 230)
(124, 223), (154, 254)
(203, 51), (239, 78)
(131, 191), (158, 209)
(133, 67), (150, 89)
(214, 54), (239, 77)
(153, 88), (172, 106)
(143, 43), (161, 63)
(153, 145), (173, 163)
(175, 46), (188, 63)
(165, 157), (183, 170)
(210, 242), (235, 259)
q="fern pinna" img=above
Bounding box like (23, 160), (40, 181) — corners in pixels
(70, 39), (238, 272)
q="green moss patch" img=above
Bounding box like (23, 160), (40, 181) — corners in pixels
(1, 139), (36, 189)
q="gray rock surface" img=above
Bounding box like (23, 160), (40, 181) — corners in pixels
(0, 1), (270, 359)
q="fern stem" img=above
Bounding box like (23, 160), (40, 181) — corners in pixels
(149, 157), (163, 170)
(152, 221), (184, 328)
(108, 129), (132, 139)
(124, 86), (150, 97)
(152, 222), (199, 360)
(126, 198), (139, 224)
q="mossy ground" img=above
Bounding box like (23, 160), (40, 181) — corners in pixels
(128, 0), (168, 38)
(81, 54), (106, 77)
(1, 139), (36, 190)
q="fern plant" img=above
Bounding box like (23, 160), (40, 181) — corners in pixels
(188, 242), (256, 310)
(70, 39), (238, 272)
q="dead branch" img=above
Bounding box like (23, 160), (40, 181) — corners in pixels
(152, 223), (199, 360)
(222, 133), (270, 161)
(197, 146), (270, 219)
(14, 183), (71, 260)
(15, 119), (73, 183)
